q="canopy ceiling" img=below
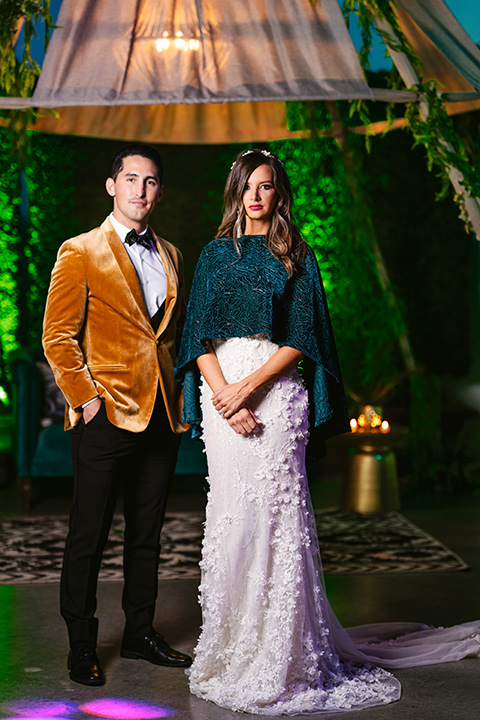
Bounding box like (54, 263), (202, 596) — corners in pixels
(1, 0), (479, 143)
(33, 0), (372, 106)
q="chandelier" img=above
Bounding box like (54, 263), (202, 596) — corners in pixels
(156, 31), (200, 52)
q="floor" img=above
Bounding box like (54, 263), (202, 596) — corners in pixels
(0, 468), (479, 720)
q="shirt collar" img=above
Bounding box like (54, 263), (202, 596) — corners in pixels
(109, 212), (150, 244)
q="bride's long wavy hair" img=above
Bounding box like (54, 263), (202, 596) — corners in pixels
(215, 149), (306, 278)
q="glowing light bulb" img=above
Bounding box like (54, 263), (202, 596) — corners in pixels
(350, 418), (358, 432)
(357, 414), (366, 427)
(156, 38), (170, 51)
(156, 30), (199, 53)
(381, 420), (390, 433)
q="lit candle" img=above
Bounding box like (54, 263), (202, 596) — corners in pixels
(380, 420), (390, 433)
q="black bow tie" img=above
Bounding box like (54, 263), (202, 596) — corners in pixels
(124, 227), (153, 249)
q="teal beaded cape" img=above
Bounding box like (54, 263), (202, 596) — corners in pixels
(175, 235), (350, 443)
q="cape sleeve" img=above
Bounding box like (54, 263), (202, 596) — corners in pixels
(174, 246), (210, 436)
(273, 246), (350, 442)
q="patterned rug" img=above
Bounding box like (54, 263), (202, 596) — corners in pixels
(0, 511), (467, 584)
(315, 511), (468, 575)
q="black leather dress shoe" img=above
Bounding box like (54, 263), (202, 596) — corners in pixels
(121, 630), (192, 668)
(68, 647), (105, 686)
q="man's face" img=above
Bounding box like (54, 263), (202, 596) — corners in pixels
(106, 155), (163, 230)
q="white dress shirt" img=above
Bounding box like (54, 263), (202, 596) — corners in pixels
(109, 212), (167, 319)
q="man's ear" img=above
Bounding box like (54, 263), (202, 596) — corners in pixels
(106, 177), (115, 197)
(157, 184), (164, 203)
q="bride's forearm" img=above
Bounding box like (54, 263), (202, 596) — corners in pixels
(239, 346), (304, 396)
(196, 342), (227, 392)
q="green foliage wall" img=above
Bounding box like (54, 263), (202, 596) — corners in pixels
(23, 132), (78, 348)
(269, 137), (404, 406)
(0, 127), (77, 383)
(0, 128), (21, 382)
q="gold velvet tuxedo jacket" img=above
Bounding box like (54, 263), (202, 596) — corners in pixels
(42, 217), (188, 434)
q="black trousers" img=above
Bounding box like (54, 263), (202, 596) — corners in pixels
(60, 396), (181, 648)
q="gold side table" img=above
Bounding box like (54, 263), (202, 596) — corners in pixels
(340, 427), (408, 514)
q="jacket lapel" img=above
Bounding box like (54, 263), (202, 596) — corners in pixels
(102, 218), (153, 334)
(101, 218), (179, 339)
(152, 232), (179, 338)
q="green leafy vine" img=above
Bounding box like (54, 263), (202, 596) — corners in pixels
(0, 0), (55, 165)
(405, 80), (480, 218)
(341, 0), (480, 232)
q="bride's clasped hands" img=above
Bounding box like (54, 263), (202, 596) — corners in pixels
(212, 382), (261, 435)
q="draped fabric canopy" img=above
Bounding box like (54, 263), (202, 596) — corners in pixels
(33, 0), (372, 106)
(1, 0), (479, 143)
(396, 0), (480, 90)
(395, 0), (480, 118)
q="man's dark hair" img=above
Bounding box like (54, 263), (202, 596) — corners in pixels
(111, 145), (164, 184)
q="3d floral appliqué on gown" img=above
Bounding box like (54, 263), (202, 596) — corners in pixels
(175, 236), (480, 714)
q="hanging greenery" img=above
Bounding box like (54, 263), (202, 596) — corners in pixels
(405, 81), (480, 211)
(342, 0), (421, 74)
(0, 0), (55, 165)
(341, 0), (480, 233)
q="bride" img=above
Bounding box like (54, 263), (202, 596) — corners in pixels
(175, 148), (480, 714)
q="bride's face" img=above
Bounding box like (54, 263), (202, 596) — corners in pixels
(242, 165), (278, 231)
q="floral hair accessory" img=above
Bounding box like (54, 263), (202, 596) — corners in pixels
(231, 149), (284, 170)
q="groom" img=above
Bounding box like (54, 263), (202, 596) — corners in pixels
(43, 145), (191, 685)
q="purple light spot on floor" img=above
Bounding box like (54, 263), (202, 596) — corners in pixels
(80, 699), (174, 719)
(1, 701), (78, 717)
(1, 717), (74, 720)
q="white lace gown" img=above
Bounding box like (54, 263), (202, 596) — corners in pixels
(188, 336), (480, 715)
